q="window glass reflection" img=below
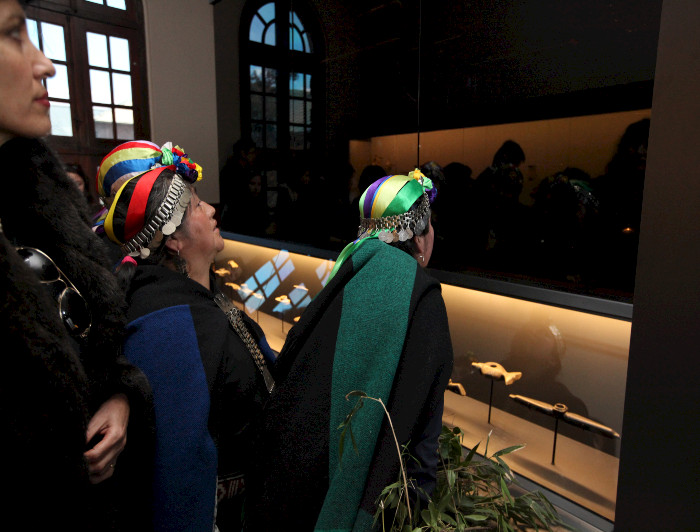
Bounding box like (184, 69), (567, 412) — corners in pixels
(46, 64), (70, 100)
(290, 99), (303, 123)
(87, 32), (109, 68)
(109, 36), (130, 71)
(250, 65), (263, 92)
(266, 124), (277, 149)
(49, 102), (72, 137)
(41, 22), (66, 62)
(93, 106), (113, 138)
(250, 17), (264, 43)
(251, 94), (263, 120)
(264, 22), (276, 46)
(258, 2), (275, 23)
(89, 69), (112, 104)
(264, 96), (276, 121)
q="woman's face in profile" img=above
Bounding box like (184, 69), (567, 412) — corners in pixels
(0, 0), (55, 145)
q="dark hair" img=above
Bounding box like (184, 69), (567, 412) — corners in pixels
(493, 140), (525, 167)
(112, 169), (191, 290)
(388, 197), (432, 257)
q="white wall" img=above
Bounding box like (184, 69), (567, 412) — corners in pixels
(142, 0), (220, 203)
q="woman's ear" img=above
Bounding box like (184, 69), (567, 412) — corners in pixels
(412, 233), (427, 261)
(164, 234), (181, 254)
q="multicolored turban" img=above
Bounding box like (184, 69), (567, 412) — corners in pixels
(96, 140), (202, 199)
(95, 140), (203, 258)
(329, 169), (435, 279)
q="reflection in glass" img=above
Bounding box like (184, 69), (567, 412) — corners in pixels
(251, 94), (263, 120)
(290, 125), (304, 149)
(49, 102), (72, 137)
(112, 72), (132, 106)
(26, 19), (39, 48)
(93, 106), (113, 139)
(251, 123), (263, 148)
(265, 96), (276, 121)
(89, 69), (112, 104)
(250, 17), (264, 43)
(305, 73), (312, 96)
(250, 65), (263, 92)
(106, 0), (127, 9)
(259, 2), (275, 23)
(115, 108), (134, 139)
(264, 22), (276, 46)
(290, 73), (303, 97)
(46, 64), (70, 100)
(41, 23), (66, 62)
(266, 124), (277, 149)
(87, 32), (109, 68)
(290, 99), (303, 123)
(109, 36), (130, 71)
(305, 101), (312, 124)
(290, 27), (303, 52)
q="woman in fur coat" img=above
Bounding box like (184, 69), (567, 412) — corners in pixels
(0, 1), (152, 529)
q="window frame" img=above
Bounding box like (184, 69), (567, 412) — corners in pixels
(24, 0), (149, 171)
(240, 0), (323, 171)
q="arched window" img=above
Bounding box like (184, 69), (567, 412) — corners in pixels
(24, 0), (149, 175)
(242, 0), (319, 156)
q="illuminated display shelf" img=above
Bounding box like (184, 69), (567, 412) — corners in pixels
(215, 232), (630, 526)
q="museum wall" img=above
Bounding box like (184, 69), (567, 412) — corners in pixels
(142, 0), (220, 203)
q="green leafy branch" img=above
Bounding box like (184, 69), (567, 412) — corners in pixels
(340, 391), (575, 531)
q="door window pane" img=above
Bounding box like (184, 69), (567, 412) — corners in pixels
(41, 23), (66, 62)
(93, 106), (113, 138)
(109, 36), (130, 71)
(87, 32), (109, 68)
(47, 64), (70, 100)
(106, 0), (126, 9)
(115, 108), (134, 139)
(90, 69), (112, 104)
(50, 102), (73, 137)
(305, 74), (312, 96)
(112, 72), (132, 106)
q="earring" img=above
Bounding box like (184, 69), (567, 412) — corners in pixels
(175, 249), (189, 278)
(419, 255), (425, 263)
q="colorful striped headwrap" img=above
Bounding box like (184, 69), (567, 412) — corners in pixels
(95, 141), (203, 258)
(329, 169), (435, 280)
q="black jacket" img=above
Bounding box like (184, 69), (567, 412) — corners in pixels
(0, 137), (153, 531)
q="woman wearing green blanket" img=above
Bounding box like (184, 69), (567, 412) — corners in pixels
(245, 170), (454, 531)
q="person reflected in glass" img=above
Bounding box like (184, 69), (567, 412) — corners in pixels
(244, 170), (454, 530)
(97, 140), (276, 531)
(0, 1), (152, 528)
(473, 140), (530, 273)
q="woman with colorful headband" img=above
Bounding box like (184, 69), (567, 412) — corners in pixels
(0, 1), (152, 529)
(96, 140), (275, 531)
(244, 171), (454, 531)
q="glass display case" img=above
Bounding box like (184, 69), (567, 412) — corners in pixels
(214, 232), (630, 528)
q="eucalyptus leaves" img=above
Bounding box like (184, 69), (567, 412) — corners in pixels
(339, 391), (574, 532)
